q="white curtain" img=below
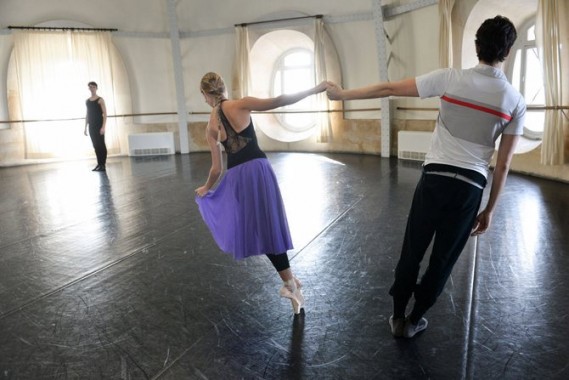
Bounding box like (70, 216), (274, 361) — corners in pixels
(314, 18), (333, 142)
(232, 25), (251, 99)
(9, 31), (127, 159)
(536, 0), (567, 165)
(438, 0), (455, 68)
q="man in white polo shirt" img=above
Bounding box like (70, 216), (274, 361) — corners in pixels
(327, 15), (525, 338)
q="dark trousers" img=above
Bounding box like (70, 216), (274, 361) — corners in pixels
(389, 172), (483, 321)
(89, 127), (107, 166)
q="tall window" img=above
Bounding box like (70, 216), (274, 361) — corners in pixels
(271, 48), (316, 132)
(507, 20), (545, 139)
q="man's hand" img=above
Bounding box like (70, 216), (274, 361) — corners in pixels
(326, 82), (344, 101)
(471, 209), (493, 236)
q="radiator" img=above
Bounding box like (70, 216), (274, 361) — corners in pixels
(128, 132), (175, 156)
(398, 131), (432, 161)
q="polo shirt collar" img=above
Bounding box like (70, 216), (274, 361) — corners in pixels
(474, 63), (507, 80)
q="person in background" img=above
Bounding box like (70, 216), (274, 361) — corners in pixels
(84, 81), (107, 172)
(195, 72), (327, 314)
(327, 15), (525, 337)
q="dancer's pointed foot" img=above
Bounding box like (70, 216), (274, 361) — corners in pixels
(293, 277), (305, 310)
(280, 278), (304, 315)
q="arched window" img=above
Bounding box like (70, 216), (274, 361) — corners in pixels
(249, 29), (317, 142)
(271, 48), (316, 132)
(506, 19), (545, 140)
(247, 24), (341, 144)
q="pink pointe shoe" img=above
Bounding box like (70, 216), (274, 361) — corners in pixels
(279, 277), (305, 314)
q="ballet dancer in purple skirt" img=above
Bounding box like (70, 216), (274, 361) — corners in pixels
(195, 72), (327, 314)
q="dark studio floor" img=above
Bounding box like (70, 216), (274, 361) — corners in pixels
(0, 152), (568, 380)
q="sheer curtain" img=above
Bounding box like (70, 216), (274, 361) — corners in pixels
(314, 18), (332, 142)
(232, 26), (251, 99)
(9, 31), (128, 159)
(438, 0), (455, 68)
(536, 0), (567, 165)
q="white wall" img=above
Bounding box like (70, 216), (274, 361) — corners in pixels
(113, 37), (176, 124)
(385, 5), (440, 121)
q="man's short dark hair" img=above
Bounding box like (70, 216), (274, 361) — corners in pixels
(475, 15), (517, 63)
(88, 81), (98, 87)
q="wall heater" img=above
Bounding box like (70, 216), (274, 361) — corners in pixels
(397, 131), (432, 161)
(128, 132), (175, 156)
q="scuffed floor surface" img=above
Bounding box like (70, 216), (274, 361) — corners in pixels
(0, 153), (567, 379)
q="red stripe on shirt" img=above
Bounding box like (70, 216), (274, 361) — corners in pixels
(441, 95), (512, 121)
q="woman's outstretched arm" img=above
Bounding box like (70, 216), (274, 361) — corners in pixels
(236, 81), (328, 112)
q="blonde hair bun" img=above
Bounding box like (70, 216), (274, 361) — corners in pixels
(200, 72), (226, 100)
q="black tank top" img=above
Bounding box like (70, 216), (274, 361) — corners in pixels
(218, 101), (266, 169)
(86, 97), (103, 126)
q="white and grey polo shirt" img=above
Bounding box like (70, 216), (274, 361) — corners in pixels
(416, 64), (526, 178)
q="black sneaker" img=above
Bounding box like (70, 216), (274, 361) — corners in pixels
(92, 165), (100, 171)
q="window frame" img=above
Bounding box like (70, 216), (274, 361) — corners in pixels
(270, 47), (317, 133)
(505, 16), (545, 140)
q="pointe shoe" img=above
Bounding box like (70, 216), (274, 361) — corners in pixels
(293, 277), (305, 310)
(280, 279), (303, 315)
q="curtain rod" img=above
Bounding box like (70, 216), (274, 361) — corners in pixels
(235, 14), (322, 28)
(7, 26), (118, 32)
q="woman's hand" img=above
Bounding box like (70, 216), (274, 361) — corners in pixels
(314, 81), (329, 94)
(195, 186), (209, 197)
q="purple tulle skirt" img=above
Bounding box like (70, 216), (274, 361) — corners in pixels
(195, 158), (293, 260)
